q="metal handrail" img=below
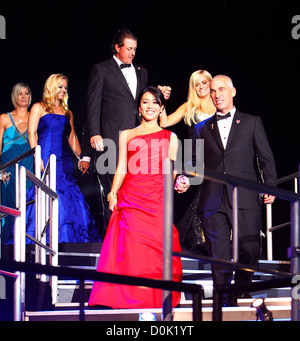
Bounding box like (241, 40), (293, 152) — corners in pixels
(3, 156), (203, 322)
(0, 205), (20, 218)
(266, 171), (299, 260)
(172, 165), (300, 321)
(173, 251), (292, 279)
(0, 149), (35, 221)
(25, 169), (58, 200)
(12, 145), (58, 321)
(203, 168), (299, 202)
(3, 152), (298, 321)
(0, 269), (18, 279)
(0, 148), (35, 173)
(277, 172), (299, 185)
(0, 258), (204, 322)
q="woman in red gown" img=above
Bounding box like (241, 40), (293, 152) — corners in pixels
(88, 86), (185, 309)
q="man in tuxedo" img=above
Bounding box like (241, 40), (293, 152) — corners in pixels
(182, 75), (277, 304)
(81, 29), (170, 234)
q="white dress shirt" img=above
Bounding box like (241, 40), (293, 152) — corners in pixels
(113, 55), (137, 98)
(217, 107), (236, 149)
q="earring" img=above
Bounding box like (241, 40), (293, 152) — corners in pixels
(139, 112), (142, 116)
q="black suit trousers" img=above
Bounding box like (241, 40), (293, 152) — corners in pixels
(200, 187), (262, 287)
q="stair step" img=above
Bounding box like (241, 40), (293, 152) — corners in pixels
(21, 243), (292, 307)
(52, 244), (291, 305)
(24, 297), (293, 321)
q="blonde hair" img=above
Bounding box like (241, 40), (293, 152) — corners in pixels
(11, 82), (32, 109)
(184, 70), (215, 126)
(42, 74), (70, 117)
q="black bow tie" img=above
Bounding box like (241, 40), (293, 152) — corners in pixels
(216, 112), (231, 121)
(120, 63), (131, 69)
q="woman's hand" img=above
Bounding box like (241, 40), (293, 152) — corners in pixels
(174, 175), (190, 194)
(109, 197), (118, 212)
(78, 160), (90, 174)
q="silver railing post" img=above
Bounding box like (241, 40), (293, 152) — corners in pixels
(13, 194), (21, 320)
(266, 204), (273, 261)
(266, 173), (298, 262)
(291, 166), (300, 321)
(15, 163), (19, 214)
(40, 167), (47, 283)
(291, 198), (300, 321)
(232, 186), (239, 263)
(49, 154), (58, 305)
(13, 166), (26, 321)
(35, 145), (42, 270)
(163, 158), (173, 321)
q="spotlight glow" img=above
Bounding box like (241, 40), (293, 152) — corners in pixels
(138, 312), (157, 321)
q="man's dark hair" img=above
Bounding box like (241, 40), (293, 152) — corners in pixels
(111, 28), (138, 54)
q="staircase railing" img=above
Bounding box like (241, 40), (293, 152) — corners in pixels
(0, 258), (204, 322)
(2, 153), (299, 321)
(0, 147), (36, 257)
(166, 162), (299, 321)
(0, 146), (58, 321)
(266, 172), (299, 260)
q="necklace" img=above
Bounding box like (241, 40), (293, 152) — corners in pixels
(12, 110), (27, 124)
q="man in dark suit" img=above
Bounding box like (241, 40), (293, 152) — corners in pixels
(183, 75), (277, 304)
(81, 29), (170, 233)
(86, 29), (148, 154)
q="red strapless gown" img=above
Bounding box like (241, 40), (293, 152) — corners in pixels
(88, 130), (182, 308)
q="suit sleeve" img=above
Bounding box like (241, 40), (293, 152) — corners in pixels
(192, 125), (200, 168)
(86, 64), (104, 138)
(80, 124), (94, 158)
(253, 116), (277, 187)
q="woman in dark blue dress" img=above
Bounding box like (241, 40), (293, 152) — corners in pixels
(27, 74), (99, 243)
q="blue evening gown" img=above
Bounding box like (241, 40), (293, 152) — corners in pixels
(26, 113), (100, 243)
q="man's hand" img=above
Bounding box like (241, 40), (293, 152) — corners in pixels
(90, 135), (104, 152)
(264, 194), (276, 204)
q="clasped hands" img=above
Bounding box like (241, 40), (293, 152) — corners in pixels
(78, 160), (90, 174)
(157, 85), (172, 100)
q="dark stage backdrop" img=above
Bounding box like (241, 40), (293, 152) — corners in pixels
(0, 0), (299, 258)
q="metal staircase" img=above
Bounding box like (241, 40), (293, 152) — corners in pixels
(22, 243), (292, 321)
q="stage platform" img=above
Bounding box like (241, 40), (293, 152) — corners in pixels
(24, 297), (292, 321)
(2, 243), (293, 321)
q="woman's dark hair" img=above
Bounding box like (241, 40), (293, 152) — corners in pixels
(111, 29), (138, 54)
(137, 86), (165, 111)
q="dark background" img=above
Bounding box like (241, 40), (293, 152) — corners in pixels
(1, 0), (299, 259)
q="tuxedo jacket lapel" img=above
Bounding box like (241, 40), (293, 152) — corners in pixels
(207, 115), (224, 150)
(134, 64), (143, 99)
(207, 111), (243, 151)
(107, 58), (134, 98)
(226, 111), (242, 150)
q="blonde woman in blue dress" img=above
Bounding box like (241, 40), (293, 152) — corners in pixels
(27, 74), (100, 243)
(159, 70), (216, 253)
(159, 70), (215, 137)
